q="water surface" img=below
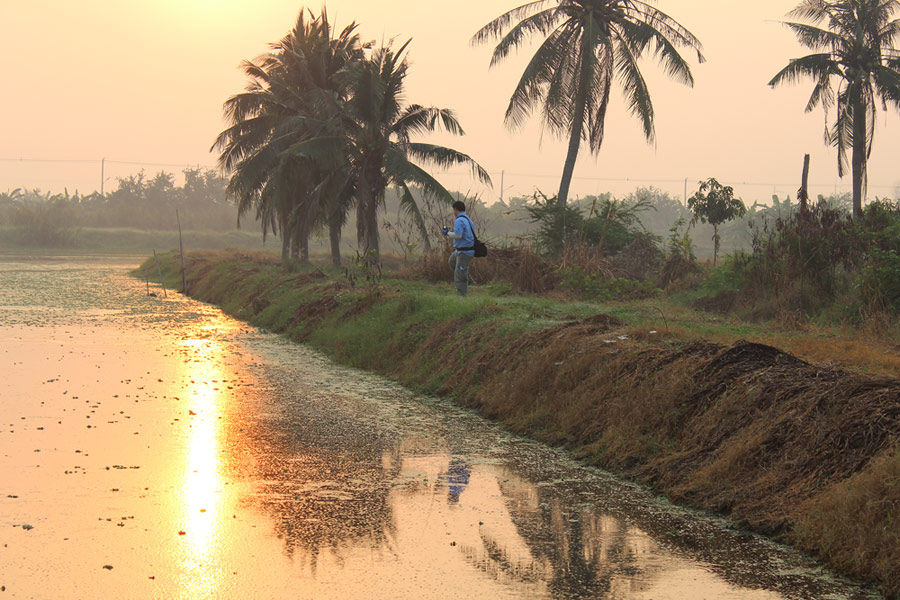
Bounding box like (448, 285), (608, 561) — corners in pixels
(0, 257), (880, 599)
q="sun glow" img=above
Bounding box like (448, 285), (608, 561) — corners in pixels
(178, 336), (229, 598)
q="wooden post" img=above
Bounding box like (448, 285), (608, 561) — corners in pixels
(799, 154), (810, 212)
(152, 249), (167, 298)
(176, 209), (187, 295)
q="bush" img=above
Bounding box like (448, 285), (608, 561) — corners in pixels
(609, 234), (664, 281)
(11, 198), (78, 246)
(406, 243), (558, 294)
(525, 191), (655, 257)
(853, 201), (900, 314)
(659, 217), (700, 289)
(561, 267), (661, 301)
(692, 199), (900, 322)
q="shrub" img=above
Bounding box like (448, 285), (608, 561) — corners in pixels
(857, 204), (900, 312)
(659, 217), (700, 289)
(693, 199), (900, 322)
(525, 191), (655, 257)
(11, 197), (78, 246)
(406, 243), (558, 294)
(609, 234), (664, 281)
(561, 267), (661, 301)
(687, 178), (747, 266)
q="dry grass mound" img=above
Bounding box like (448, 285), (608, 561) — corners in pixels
(443, 332), (900, 596)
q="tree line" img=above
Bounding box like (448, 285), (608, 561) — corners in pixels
(213, 0), (899, 267)
(0, 168), (236, 243)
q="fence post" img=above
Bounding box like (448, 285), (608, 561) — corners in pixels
(176, 209), (187, 295)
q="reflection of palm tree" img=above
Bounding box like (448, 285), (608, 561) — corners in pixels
(537, 497), (616, 597)
(462, 469), (643, 597)
(234, 406), (401, 573)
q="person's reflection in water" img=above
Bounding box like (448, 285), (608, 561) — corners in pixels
(447, 457), (471, 504)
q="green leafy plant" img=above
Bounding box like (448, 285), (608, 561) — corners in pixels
(659, 217), (699, 288)
(525, 191), (654, 257)
(688, 178), (747, 266)
(343, 249), (384, 296)
(561, 267), (660, 301)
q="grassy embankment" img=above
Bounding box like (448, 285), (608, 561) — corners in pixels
(141, 250), (900, 598)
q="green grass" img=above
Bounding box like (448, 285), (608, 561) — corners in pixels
(136, 250), (900, 598)
(139, 249), (900, 380)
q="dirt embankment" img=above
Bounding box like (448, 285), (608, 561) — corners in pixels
(148, 252), (900, 598)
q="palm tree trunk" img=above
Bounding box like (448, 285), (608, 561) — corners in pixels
(363, 196), (379, 264)
(557, 47), (591, 208)
(300, 234), (309, 264)
(356, 170), (380, 265)
(291, 219), (310, 264)
(279, 214), (290, 261)
(329, 219), (342, 267)
(557, 106), (585, 207)
(851, 99), (866, 219)
(290, 231), (300, 262)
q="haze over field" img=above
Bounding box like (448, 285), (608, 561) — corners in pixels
(1, 0), (898, 202)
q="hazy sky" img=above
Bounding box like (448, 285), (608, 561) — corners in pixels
(1, 0), (898, 204)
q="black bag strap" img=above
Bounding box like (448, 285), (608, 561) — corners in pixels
(456, 214), (480, 252)
(459, 214), (478, 240)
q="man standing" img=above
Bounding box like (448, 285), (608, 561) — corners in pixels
(442, 200), (476, 297)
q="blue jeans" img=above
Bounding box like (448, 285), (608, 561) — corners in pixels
(449, 252), (474, 296)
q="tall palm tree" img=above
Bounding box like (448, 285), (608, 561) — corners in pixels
(275, 9), (366, 265)
(213, 9), (364, 264)
(473, 0), (704, 207)
(290, 41), (492, 263)
(769, 0), (900, 217)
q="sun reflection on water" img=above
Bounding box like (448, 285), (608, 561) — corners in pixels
(178, 336), (229, 598)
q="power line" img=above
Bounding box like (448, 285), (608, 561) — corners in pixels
(0, 157), (98, 164)
(442, 169), (897, 190)
(2, 157), (897, 191)
(0, 157), (217, 169)
(106, 159), (217, 169)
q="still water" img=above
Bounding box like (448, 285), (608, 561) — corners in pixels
(0, 257), (880, 599)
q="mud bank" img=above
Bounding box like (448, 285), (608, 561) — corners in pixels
(142, 251), (900, 598)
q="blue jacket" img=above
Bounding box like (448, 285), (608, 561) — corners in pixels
(453, 212), (475, 256)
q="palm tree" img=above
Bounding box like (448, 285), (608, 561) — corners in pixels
(290, 41), (492, 263)
(213, 9), (364, 264)
(473, 0), (704, 207)
(769, 0), (900, 218)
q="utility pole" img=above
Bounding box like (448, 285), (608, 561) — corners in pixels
(684, 178), (688, 206)
(100, 158), (106, 196)
(500, 170), (505, 204)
